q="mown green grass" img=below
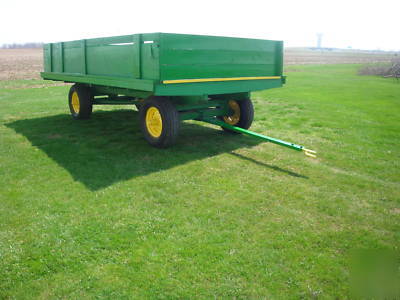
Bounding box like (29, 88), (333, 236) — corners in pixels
(1, 64), (399, 298)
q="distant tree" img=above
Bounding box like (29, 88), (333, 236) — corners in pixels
(386, 58), (400, 79)
(359, 56), (400, 79)
(1, 42), (43, 49)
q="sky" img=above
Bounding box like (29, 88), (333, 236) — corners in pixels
(1, 0), (399, 50)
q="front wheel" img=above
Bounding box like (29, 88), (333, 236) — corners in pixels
(68, 84), (93, 120)
(219, 98), (254, 133)
(139, 96), (180, 148)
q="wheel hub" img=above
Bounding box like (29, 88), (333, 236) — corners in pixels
(71, 91), (80, 113)
(223, 100), (240, 125)
(145, 106), (163, 138)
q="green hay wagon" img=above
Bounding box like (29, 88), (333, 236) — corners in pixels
(41, 33), (315, 157)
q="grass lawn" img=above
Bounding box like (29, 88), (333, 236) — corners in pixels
(1, 64), (399, 298)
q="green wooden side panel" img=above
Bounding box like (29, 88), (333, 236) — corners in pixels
(141, 43), (160, 80)
(51, 43), (62, 73)
(63, 41), (84, 74)
(158, 33), (283, 80)
(41, 33), (160, 91)
(86, 44), (135, 77)
(155, 79), (282, 96)
(41, 32), (284, 97)
(161, 64), (276, 79)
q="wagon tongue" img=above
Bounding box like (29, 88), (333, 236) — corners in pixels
(203, 118), (317, 158)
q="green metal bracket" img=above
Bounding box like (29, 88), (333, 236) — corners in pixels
(203, 118), (317, 158)
(180, 107), (229, 121)
(92, 96), (140, 105)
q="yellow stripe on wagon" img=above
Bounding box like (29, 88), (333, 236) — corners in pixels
(162, 76), (281, 84)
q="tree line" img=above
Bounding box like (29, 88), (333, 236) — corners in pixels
(1, 42), (43, 49)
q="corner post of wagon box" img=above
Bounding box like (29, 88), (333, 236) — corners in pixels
(276, 41), (284, 79)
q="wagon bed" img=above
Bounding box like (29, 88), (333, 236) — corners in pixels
(41, 33), (284, 97)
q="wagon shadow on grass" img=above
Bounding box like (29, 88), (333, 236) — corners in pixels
(6, 109), (306, 190)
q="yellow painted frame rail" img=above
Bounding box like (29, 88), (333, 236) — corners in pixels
(162, 76), (281, 84)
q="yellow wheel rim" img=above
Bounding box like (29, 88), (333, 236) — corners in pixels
(223, 100), (241, 125)
(71, 91), (80, 114)
(145, 106), (163, 138)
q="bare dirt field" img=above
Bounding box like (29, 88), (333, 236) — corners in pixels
(0, 47), (398, 81)
(0, 48), (43, 80)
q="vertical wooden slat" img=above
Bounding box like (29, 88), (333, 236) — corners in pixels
(49, 43), (53, 72)
(132, 34), (141, 79)
(60, 42), (64, 72)
(81, 39), (87, 74)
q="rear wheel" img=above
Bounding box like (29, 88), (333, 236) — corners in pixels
(219, 98), (254, 133)
(139, 96), (180, 148)
(68, 84), (93, 120)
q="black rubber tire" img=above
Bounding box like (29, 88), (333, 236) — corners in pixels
(139, 96), (180, 148)
(68, 84), (93, 120)
(219, 98), (254, 133)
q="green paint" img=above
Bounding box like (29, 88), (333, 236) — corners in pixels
(91, 85), (152, 99)
(203, 118), (304, 151)
(41, 33), (284, 98)
(92, 96), (139, 105)
(41, 72), (154, 91)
